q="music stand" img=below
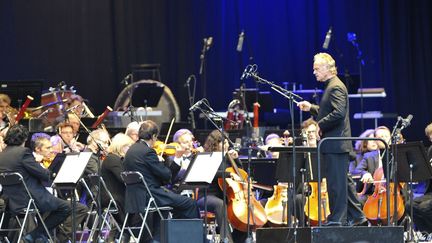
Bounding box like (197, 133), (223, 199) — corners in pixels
(131, 82), (164, 107)
(178, 152), (223, 241)
(268, 146), (320, 227)
(384, 141), (432, 241)
(0, 80), (43, 107)
(53, 152), (92, 243)
(233, 89), (274, 112)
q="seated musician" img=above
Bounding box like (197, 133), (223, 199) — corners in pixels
(30, 132), (90, 242)
(123, 120), (199, 242)
(406, 122), (432, 233)
(165, 129), (204, 193)
(84, 128), (110, 175)
(353, 126), (391, 196)
(349, 129), (377, 176)
(0, 124), (71, 242)
(197, 129), (247, 243)
(101, 133), (135, 241)
(125, 121), (141, 142)
(0, 93), (12, 129)
(57, 122), (85, 153)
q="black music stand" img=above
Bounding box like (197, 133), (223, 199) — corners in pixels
(131, 82), (164, 107)
(268, 146), (321, 227)
(53, 152), (92, 243)
(178, 152), (223, 242)
(385, 141), (432, 241)
(0, 80), (43, 107)
(233, 89), (274, 113)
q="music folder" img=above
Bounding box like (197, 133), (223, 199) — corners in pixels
(178, 152), (223, 190)
(53, 152), (92, 189)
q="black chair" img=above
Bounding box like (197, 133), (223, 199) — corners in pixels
(119, 171), (172, 242)
(86, 173), (122, 242)
(0, 172), (53, 242)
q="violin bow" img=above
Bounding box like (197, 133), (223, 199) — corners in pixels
(159, 117), (176, 157)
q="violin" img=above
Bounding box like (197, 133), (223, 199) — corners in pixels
(153, 140), (179, 156)
(362, 167), (405, 225)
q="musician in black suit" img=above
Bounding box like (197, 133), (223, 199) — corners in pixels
(298, 53), (365, 226)
(123, 120), (199, 241)
(0, 124), (71, 242)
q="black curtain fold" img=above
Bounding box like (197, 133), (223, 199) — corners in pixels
(0, 0), (431, 142)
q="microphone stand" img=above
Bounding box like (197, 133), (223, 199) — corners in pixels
(199, 38), (212, 128)
(388, 118), (402, 225)
(194, 105), (229, 243)
(245, 68), (303, 240)
(185, 75), (197, 129)
(348, 33), (365, 131)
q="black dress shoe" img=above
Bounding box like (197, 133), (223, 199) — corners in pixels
(321, 221), (342, 227)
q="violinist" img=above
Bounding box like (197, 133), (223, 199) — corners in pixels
(30, 132), (90, 242)
(165, 129), (204, 190)
(30, 133), (55, 168)
(123, 120), (199, 242)
(0, 93), (14, 129)
(84, 128), (110, 175)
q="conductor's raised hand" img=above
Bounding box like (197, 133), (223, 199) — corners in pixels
(297, 101), (312, 112)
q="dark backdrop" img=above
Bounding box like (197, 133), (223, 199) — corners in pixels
(1, 0), (431, 143)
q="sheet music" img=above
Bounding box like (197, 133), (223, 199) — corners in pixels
(53, 152), (92, 184)
(185, 152), (223, 184)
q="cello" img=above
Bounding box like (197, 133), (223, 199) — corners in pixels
(218, 153), (267, 232)
(362, 167), (405, 225)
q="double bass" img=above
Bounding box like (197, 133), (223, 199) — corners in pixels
(218, 154), (267, 231)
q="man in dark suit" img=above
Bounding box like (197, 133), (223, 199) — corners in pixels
(0, 125), (71, 242)
(298, 53), (366, 226)
(123, 120), (199, 241)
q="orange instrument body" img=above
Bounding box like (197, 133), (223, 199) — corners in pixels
(217, 156), (267, 231)
(153, 141), (179, 157)
(304, 180), (331, 225)
(362, 167), (405, 224)
(265, 184), (289, 225)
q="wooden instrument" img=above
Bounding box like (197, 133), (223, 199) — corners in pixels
(15, 95), (34, 123)
(217, 154), (267, 231)
(265, 184), (289, 225)
(362, 167), (405, 225)
(91, 106), (112, 128)
(304, 179), (331, 225)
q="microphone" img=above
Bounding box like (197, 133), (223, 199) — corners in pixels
(236, 31), (245, 52)
(322, 26), (332, 50)
(189, 99), (205, 111)
(205, 37), (213, 51)
(240, 66), (250, 80)
(400, 114), (413, 129)
(184, 75), (194, 87)
(121, 73), (132, 86)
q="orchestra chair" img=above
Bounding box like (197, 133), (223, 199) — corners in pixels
(87, 173), (122, 242)
(78, 177), (100, 243)
(0, 172), (53, 243)
(119, 171), (172, 242)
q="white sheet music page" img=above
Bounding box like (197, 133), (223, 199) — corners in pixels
(53, 152), (92, 184)
(185, 152), (223, 184)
